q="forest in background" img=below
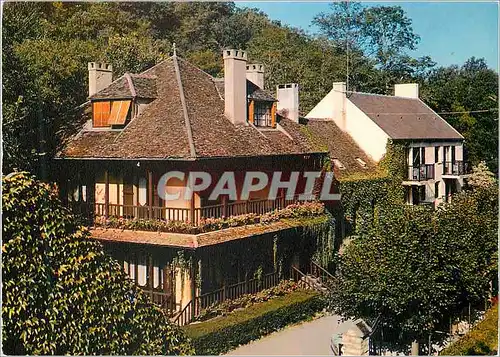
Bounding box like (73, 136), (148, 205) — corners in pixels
(3, 2), (498, 175)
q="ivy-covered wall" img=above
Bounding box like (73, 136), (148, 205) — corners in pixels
(336, 141), (407, 237)
(196, 215), (335, 292)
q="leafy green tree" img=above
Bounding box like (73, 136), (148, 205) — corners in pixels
(2, 172), (194, 355)
(421, 57), (498, 173)
(330, 186), (498, 352)
(314, 2), (434, 92)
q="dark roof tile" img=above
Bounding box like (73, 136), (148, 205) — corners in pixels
(304, 119), (378, 178)
(348, 92), (463, 140)
(59, 56), (321, 160)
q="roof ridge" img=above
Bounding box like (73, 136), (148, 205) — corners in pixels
(124, 73), (137, 98)
(349, 91), (419, 100)
(139, 56), (173, 76)
(176, 56), (217, 80)
(172, 55), (197, 158)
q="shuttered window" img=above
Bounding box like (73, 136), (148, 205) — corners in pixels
(92, 101), (111, 127)
(108, 100), (131, 125)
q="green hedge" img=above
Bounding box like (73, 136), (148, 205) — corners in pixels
(440, 304), (498, 356)
(184, 290), (325, 355)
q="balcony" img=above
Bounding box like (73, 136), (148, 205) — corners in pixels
(407, 164), (435, 181)
(74, 194), (304, 227)
(443, 161), (471, 176)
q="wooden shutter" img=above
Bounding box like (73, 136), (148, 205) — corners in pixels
(93, 101), (111, 127)
(271, 102), (277, 127)
(108, 100), (131, 125)
(248, 100), (255, 124)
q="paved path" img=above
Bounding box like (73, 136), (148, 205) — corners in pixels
(227, 314), (342, 356)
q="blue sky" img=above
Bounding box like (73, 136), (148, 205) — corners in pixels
(236, 2), (499, 71)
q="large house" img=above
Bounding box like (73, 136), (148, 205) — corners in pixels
(305, 82), (469, 206)
(54, 49), (332, 322)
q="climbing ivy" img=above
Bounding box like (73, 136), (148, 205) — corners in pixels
(338, 141), (407, 235)
(2, 172), (193, 355)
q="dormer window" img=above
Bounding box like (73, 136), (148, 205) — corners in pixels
(92, 100), (131, 128)
(254, 102), (273, 127)
(249, 100), (277, 128)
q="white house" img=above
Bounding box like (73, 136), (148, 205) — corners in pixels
(306, 82), (469, 206)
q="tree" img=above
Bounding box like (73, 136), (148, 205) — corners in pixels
(467, 161), (496, 189)
(420, 57), (499, 173)
(2, 172), (194, 355)
(313, 2), (434, 92)
(330, 186), (498, 352)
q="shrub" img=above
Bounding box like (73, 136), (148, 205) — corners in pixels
(2, 172), (194, 355)
(440, 304), (498, 356)
(184, 290), (325, 355)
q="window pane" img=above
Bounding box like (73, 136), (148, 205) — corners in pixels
(254, 103), (272, 127)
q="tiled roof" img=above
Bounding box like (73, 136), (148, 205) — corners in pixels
(247, 80), (276, 102)
(130, 75), (157, 99)
(303, 119), (378, 178)
(348, 92), (463, 140)
(58, 56), (323, 160)
(91, 74), (157, 100)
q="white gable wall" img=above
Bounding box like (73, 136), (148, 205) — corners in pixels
(306, 85), (390, 162)
(344, 99), (390, 162)
(306, 87), (337, 121)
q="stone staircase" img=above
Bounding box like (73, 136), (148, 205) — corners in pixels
(292, 261), (334, 294)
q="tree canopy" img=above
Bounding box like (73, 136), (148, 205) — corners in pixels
(2, 2), (498, 177)
(330, 179), (498, 352)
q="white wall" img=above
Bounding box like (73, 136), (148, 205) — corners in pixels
(305, 88), (336, 120)
(344, 100), (390, 162)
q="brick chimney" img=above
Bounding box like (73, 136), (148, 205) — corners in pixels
(88, 62), (113, 97)
(246, 63), (264, 89)
(276, 83), (299, 123)
(394, 83), (419, 98)
(223, 49), (248, 125)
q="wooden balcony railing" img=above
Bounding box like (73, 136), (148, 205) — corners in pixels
(172, 271), (281, 326)
(443, 161), (470, 176)
(407, 164), (435, 181)
(92, 194), (304, 226)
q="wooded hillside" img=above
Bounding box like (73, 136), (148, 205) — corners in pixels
(3, 2), (498, 174)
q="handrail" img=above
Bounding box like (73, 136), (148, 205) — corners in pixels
(311, 261), (335, 281)
(172, 299), (195, 326)
(172, 271), (281, 326)
(290, 266), (316, 290)
(92, 194), (304, 226)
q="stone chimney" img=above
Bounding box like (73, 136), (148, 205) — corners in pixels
(223, 49), (248, 125)
(394, 83), (419, 98)
(88, 62), (113, 97)
(332, 82), (347, 130)
(246, 63), (264, 89)
(276, 83), (299, 123)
